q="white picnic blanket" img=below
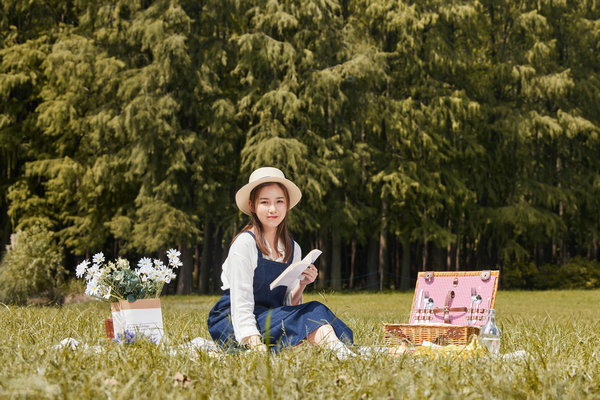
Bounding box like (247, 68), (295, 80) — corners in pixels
(53, 336), (223, 358)
(53, 337), (528, 361)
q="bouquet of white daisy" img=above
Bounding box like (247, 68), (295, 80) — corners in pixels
(76, 249), (181, 343)
(76, 249), (181, 302)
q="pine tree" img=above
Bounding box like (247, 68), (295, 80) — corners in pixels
(1, 0), (81, 250)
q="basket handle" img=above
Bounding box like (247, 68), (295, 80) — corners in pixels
(432, 290), (467, 323)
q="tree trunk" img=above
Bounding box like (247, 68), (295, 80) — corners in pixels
(379, 197), (388, 291)
(331, 230), (342, 291)
(431, 244), (445, 270)
(400, 239), (411, 290)
(0, 212), (10, 254)
(316, 233), (329, 289)
(538, 244), (545, 266)
(446, 220), (452, 270)
(199, 221), (212, 294)
(349, 239), (356, 289)
(367, 236), (378, 290)
(394, 240), (400, 288)
(455, 233), (461, 271)
(211, 227), (224, 293)
(193, 244), (199, 292)
(586, 243), (591, 259)
(557, 157), (566, 263)
(422, 238), (428, 271)
(476, 232), (484, 267)
(176, 245), (194, 294)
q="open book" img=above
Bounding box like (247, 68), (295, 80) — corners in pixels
(269, 249), (322, 290)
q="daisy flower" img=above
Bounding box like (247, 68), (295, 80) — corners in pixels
(85, 279), (100, 297)
(167, 248), (180, 261)
(137, 257), (152, 269)
(92, 252), (105, 265)
(85, 263), (100, 280)
(75, 260), (90, 278)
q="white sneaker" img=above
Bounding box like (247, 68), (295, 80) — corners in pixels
(326, 340), (356, 361)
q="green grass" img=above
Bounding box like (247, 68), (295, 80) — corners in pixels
(1, 290), (599, 399)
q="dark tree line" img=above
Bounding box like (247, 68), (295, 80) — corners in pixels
(1, 0), (599, 293)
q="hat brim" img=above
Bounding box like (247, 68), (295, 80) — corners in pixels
(235, 177), (302, 215)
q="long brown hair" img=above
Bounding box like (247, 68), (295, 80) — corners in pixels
(232, 182), (293, 262)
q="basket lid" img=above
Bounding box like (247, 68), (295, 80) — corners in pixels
(409, 270), (499, 327)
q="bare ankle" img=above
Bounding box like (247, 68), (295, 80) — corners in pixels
(307, 324), (339, 347)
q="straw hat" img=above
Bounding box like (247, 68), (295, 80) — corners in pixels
(235, 167), (302, 215)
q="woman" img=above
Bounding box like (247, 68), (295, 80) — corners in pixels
(207, 167), (354, 357)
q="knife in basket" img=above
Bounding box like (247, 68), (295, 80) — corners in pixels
(415, 289), (423, 323)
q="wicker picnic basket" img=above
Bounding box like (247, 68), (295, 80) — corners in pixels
(383, 323), (480, 346)
(383, 270), (499, 346)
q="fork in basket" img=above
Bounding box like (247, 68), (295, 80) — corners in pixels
(423, 291), (434, 323)
(468, 287), (477, 326)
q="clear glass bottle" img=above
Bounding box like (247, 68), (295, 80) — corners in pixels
(478, 309), (501, 355)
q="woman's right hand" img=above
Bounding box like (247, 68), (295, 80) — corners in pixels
(250, 343), (268, 352)
(244, 335), (267, 352)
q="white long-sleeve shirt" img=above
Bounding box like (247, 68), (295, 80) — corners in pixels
(220, 232), (302, 343)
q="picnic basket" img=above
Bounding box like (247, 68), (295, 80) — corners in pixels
(383, 270), (499, 346)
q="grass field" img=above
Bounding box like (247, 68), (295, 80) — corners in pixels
(1, 290), (599, 399)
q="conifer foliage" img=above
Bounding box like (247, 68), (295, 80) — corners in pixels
(1, 0), (599, 295)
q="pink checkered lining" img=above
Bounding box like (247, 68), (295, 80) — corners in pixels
(409, 273), (498, 327)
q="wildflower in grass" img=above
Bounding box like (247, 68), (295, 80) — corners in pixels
(114, 330), (136, 344)
(75, 260), (90, 278)
(113, 330), (159, 345)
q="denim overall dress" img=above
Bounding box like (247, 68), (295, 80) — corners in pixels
(207, 232), (353, 353)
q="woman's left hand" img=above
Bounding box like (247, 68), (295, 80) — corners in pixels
(300, 264), (318, 286)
